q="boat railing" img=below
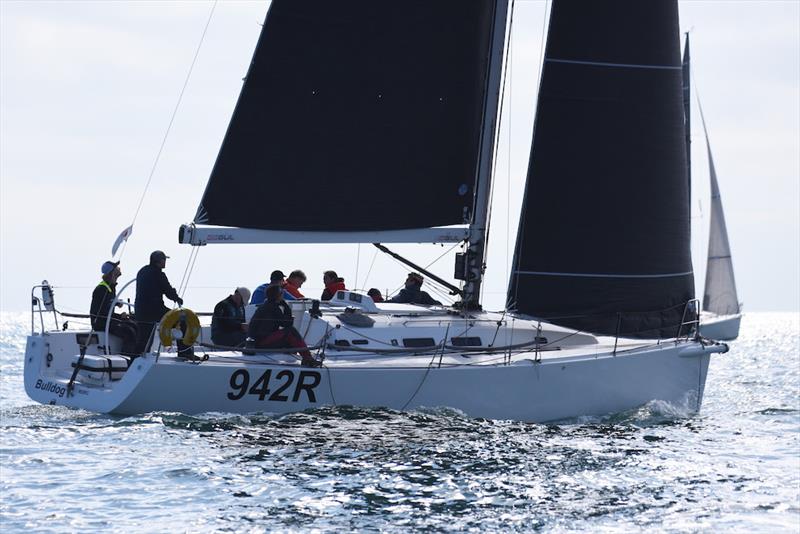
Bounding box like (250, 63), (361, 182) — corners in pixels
(103, 279), (138, 355)
(30, 282), (59, 335)
(677, 298), (701, 341)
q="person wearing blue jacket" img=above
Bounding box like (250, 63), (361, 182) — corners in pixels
(250, 270), (296, 305)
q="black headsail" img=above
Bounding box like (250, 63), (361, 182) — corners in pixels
(507, 0), (694, 338)
(682, 33), (692, 204)
(194, 0), (499, 232)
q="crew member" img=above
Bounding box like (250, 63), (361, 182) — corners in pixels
(250, 270), (290, 305)
(134, 250), (183, 353)
(388, 272), (441, 305)
(321, 270), (346, 301)
(284, 270), (307, 299)
(211, 287), (250, 348)
(248, 285), (319, 367)
(90, 260), (138, 357)
(367, 288), (384, 303)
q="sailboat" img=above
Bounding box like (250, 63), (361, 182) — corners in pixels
(23, 0), (728, 421)
(682, 35), (742, 341)
(698, 117), (742, 340)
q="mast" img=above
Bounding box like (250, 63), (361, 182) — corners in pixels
(461, 0), (511, 309)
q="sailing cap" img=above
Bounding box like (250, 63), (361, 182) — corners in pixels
(235, 287), (251, 304)
(101, 261), (119, 275)
(150, 250), (169, 263)
(270, 270), (286, 282)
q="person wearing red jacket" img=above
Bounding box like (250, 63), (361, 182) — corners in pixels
(285, 270), (306, 299)
(248, 285), (318, 367)
(321, 270), (346, 301)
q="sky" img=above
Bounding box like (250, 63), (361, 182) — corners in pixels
(1, 0), (798, 316)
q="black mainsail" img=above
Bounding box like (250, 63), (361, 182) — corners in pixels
(508, 0), (694, 338)
(194, 0), (500, 233)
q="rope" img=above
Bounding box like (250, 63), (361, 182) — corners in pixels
(118, 0), (218, 261)
(325, 361), (338, 407)
(488, 308), (508, 347)
(400, 351), (439, 411)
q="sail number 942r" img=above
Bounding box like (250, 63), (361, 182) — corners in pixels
(227, 369), (321, 403)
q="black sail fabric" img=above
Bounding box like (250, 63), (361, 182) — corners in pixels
(507, 0), (695, 338)
(194, 0), (497, 231)
(682, 33), (691, 210)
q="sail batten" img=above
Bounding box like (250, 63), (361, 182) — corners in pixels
(194, 0), (500, 233)
(508, 0), (694, 338)
(546, 58), (682, 70)
(515, 271), (693, 279)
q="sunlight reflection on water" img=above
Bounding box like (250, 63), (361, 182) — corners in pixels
(1, 312), (798, 531)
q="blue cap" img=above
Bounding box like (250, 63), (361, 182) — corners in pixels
(101, 261), (119, 275)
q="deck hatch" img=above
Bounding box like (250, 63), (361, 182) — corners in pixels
(451, 336), (482, 347)
(402, 337), (436, 348)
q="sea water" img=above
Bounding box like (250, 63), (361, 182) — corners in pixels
(1, 312), (798, 532)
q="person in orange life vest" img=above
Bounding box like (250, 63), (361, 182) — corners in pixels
(367, 288), (384, 303)
(320, 270), (346, 301)
(248, 284), (319, 367)
(284, 270), (306, 299)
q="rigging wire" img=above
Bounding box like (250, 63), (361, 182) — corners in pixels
(424, 242), (464, 271)
(354, 244), (361, 290)
(178, 246), (202, 299)
(118, 0), (219, 261)
(361, 247), (380, 289)
(506, 12), (514, 295)
(177, 247), (197, 295)
(383, 242), (463, 298)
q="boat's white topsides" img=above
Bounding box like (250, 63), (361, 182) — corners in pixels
(23, 289), (727, 422)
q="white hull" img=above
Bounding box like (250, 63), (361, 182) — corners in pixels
(699, 312), (741, 341)
(24, 329), (722, 423)
(24, 291), (728, 422)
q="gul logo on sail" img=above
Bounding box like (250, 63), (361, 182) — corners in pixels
(206, 234), (234, 241)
